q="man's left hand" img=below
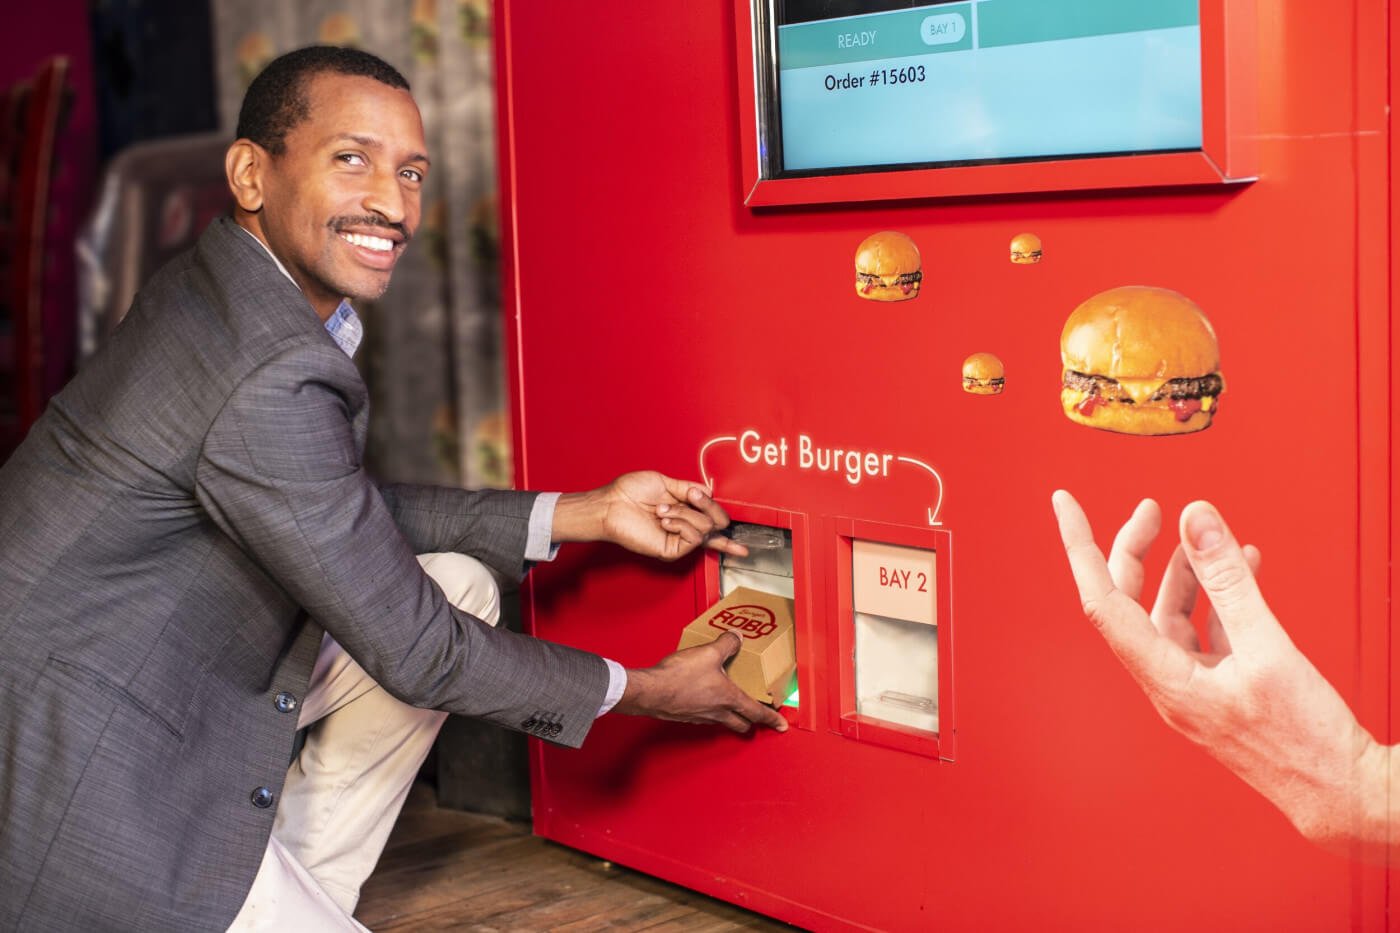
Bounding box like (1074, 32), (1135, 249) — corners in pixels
(615, 631), (788, 733)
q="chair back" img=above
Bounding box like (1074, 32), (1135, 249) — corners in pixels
(0, 57), (69, 457)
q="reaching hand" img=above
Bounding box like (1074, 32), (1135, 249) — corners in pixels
(1051, 490), (1388, 857)
(554, 471), (747, 561)
(613, 632), (789, 734)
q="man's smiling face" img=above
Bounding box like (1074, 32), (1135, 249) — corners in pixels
(253, 72), (430, 317)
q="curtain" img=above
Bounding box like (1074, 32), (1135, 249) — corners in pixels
(210, 0), (510, 489)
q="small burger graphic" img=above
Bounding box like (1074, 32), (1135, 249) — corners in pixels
(459, 0), (492, 43)
(961, 352), (1005, 395)
(1060, 286), (1224, 436)
(236, 32), (275, 89)
(854, 231), (922, 301)
(471, 410), (512, 489)
(412, 0), (440, 62)
(1009, 232), (1042, 264)
(318, 13), (362, 48)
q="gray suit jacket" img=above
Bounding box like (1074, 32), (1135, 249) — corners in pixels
(0, 217), (609, 931)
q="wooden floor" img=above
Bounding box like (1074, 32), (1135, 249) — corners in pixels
(357, 782), (796, 931)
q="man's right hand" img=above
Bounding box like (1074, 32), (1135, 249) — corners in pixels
(614, 632), (789, 734)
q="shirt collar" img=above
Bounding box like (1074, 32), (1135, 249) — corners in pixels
(235, 224), (362, 359)
(323, 300), (364, 359)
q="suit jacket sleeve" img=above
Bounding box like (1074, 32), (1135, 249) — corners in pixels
(377, 483), (537, 581)
(195, 342), (607, 747)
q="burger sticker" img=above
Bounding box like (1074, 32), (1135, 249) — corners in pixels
(1060, 286), (1224, 436)
(236, 32), (275, 89)
(318, 13), (363, 48)
(962, 352), (1005, 395)
(1009, 232), (1042, 264)
(854, 231), (922, 301)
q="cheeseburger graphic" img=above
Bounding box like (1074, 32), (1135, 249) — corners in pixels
(459, 0), (492, 42)
(412, 0), (441, 62)
(236, 32), (275, 89)
(318, 13), (362, 48)
(854, 231), (922, 301)
(1009, 232), (1042, 264)
(1060, 286), (1224, 435)
(471, 410), (512, 489)
(962, 352), (1005, 395)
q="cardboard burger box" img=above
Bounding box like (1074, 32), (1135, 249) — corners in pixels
(677, 586), (796, 707)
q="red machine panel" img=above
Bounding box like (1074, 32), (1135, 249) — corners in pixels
(494, 2), (1394, 929)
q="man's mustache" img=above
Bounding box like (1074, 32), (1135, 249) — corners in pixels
(329, 215), (411, 242)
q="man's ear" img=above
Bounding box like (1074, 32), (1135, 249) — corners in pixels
(226, 139), (267, 213)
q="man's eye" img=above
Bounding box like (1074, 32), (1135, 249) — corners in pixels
(337, 153), (367, 166)
(400, 168), (424, 183)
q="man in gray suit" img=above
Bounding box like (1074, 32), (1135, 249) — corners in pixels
(0, 46), (784, 931)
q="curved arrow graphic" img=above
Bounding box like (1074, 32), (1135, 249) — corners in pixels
(896, 455), (945, 525)
(698, 435), (738, 490)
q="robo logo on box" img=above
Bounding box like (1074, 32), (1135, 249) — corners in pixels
(710, 605), (777, 639)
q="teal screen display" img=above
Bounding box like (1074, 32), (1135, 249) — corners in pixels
(774, 0), (1202, 174)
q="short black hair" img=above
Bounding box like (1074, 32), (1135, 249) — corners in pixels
(236, 46), (410, 155)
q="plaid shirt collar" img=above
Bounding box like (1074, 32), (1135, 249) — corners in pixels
(323, 300), (363, 358)
(236, 224), (363, 359)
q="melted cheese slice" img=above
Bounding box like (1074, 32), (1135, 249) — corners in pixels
(1115, 377), (1167, 405)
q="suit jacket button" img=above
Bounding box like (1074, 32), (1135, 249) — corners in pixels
(274, 692), (298, 714)
(548, 723), (562, 737)
(522, 718), (538, 731)
(251, 786), (275, 809)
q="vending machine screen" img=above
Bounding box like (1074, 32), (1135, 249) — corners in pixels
(768, 0), (1203, 174)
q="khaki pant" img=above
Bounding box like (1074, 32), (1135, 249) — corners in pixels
(228, 553), (500, 932)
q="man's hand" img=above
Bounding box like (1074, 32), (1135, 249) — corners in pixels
(1052, 490), (1388, 857)
(552, 471), (748, 561)
(613, 632), (789, 734)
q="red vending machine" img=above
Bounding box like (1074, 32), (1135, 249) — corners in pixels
(494, 1), (1397, 928)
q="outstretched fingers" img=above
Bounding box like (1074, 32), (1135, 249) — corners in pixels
(1106, 498), (1162, 602)
(1204, 543), (1261, 657)
(1053, 490), (1191, 688)
(1151, 545), (1204, 651)
(1179, 502), (1280, 655)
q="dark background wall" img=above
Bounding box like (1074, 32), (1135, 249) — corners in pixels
(89, 0), (219, 160)
(4, 0), (217, 405)
(5, 1), (100, 403)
